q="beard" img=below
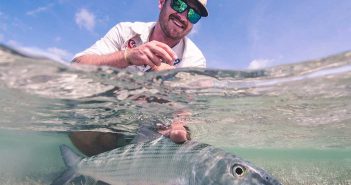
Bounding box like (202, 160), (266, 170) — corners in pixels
(158, 6), (192, 40)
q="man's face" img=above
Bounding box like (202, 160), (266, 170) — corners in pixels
(159, 0), (199, 40)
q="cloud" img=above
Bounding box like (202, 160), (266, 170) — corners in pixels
(7, 40), (72, 64)
(47, 47), (71, 59)
(75, 9), (95, 32)
(189, 23), (200, 37)
(248, 59), (274, 70)
(26, 4), (53, 16)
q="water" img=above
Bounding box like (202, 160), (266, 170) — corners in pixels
(1, 44), (351, 184)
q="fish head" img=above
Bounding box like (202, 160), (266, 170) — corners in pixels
(194, 152), (282, 185)
(223, 158), (282, 185)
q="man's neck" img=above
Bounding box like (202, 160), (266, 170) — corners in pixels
(150, 23), (181, 48)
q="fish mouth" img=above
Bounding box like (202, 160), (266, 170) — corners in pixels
(248, 166), (282, 185)
(260, 174), (283, 185)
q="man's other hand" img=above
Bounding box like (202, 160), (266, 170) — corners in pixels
(126, 40), (177, 69)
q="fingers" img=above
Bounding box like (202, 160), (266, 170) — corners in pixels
(153, 63), (175, 71)
(144, 49), (162, 68)
(169, 129), (188, 144)
(126, 41), (178, 69)
(150, 41), (177, 65)
(156, 123), (188, 143)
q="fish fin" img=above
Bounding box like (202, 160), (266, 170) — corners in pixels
(60, 144), (83, 168)
(131, 124), (162, 144)
(84, 176), (97, 185)
(96, 180), (112, 185)
(51, 145), (83, 185)
(51, 168), (76, 185)
(83, 176), (110, 185)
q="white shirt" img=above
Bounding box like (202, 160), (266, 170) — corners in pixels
(74, 22), (206, 72)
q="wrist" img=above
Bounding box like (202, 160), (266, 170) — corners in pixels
(123, 49), (132, 67)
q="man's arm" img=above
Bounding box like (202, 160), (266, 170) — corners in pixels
(73, 41), (178, 71)
(69, 110), (191, 156)
(69, 122), (188, 156)
(73, 51), (129, 68)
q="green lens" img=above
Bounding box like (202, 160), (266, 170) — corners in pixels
(188, 8), (201, 24)
(173, 0), (188, 13)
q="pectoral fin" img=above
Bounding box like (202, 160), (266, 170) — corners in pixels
(51, 145), (83, 185)
(51, 168), (76, 185)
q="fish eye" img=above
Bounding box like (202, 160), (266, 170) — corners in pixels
(231, 164), (246, 177)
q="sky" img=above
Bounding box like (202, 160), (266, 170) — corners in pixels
(0, 0), (350, 70)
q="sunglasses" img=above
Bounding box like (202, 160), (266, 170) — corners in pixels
(170, 0), (201, 24)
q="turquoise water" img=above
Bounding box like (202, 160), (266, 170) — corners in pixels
(1, 45), (351, 184)
(1, 130), (350, 185)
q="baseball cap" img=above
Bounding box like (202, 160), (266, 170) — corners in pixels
(194, 0), (208, 17)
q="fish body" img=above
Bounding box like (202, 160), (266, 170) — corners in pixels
(53, 137), (281, 185)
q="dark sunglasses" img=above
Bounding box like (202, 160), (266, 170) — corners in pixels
(170, 0), (201, 24)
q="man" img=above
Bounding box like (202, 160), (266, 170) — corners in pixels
(70, 0), (209, 156)
(73, 0), (208, 71)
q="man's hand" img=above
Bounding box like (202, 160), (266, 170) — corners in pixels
(153, 63), (176, 71)
(157, 121), (189, 144)
(126, 40), (177, 70)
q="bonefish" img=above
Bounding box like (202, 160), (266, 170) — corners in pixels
(52, 136), (281, 185)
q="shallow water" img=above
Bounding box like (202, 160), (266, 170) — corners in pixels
(0, 45), (351, 184)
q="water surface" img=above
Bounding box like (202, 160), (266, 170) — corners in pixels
(1, 45), (351, 184)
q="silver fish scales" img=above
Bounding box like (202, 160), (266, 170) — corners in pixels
(52, 137), (282, 185)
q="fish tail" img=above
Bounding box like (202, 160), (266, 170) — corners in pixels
(51, 145), (83, 185)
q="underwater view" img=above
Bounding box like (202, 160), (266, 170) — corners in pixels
(0, 44), (351, 184)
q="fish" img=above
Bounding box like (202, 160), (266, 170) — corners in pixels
(52, 136), (281, 185)
(52, 134), (282, 185)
